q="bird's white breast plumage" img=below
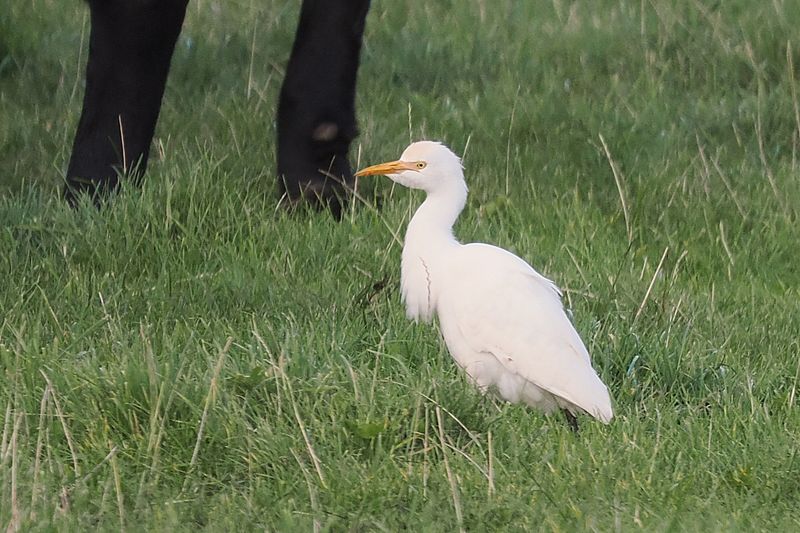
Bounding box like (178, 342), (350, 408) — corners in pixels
(400, 241), (435, 323)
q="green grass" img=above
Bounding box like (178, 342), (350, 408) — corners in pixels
(2, 0), (800, 530)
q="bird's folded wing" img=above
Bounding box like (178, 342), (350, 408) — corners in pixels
(444, 244), (613, 422)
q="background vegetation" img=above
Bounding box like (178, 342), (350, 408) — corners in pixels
(1, 0), (799, 530)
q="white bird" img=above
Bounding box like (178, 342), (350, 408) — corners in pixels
(355, 141), (613, 430)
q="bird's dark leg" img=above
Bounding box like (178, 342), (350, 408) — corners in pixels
(562, 409), (580, 434)
(65, 0), (188, 205)
(276, 0), (371, 219)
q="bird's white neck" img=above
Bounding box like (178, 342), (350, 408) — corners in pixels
(405, 180), (468, 246)
(400, 176), (468, 323)
(400, 172), (467, 322)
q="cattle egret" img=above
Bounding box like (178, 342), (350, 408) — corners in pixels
(355, 141), (613, 430)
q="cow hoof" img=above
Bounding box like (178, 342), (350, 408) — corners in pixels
(280, 179), (350, 220)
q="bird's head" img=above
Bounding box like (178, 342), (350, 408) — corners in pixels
(355, 141), (465, 193)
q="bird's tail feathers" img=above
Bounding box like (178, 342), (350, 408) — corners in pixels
(551, 375), (614, 424)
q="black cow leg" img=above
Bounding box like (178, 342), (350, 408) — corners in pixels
(277, 0), (371, 219)
(65, 0), (188, 205)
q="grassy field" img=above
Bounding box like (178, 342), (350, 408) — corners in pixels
(2, 0), (800, 530)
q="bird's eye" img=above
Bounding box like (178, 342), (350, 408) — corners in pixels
(416, 162), (427, 170)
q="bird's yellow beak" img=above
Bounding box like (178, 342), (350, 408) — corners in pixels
(355, 160), (417, 177)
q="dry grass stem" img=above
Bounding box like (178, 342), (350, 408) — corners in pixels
(183, 336), (233, 492)
(634, 247), (669, 323)
(599, 133), (633, 243)
(436, 406), (465, 533)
